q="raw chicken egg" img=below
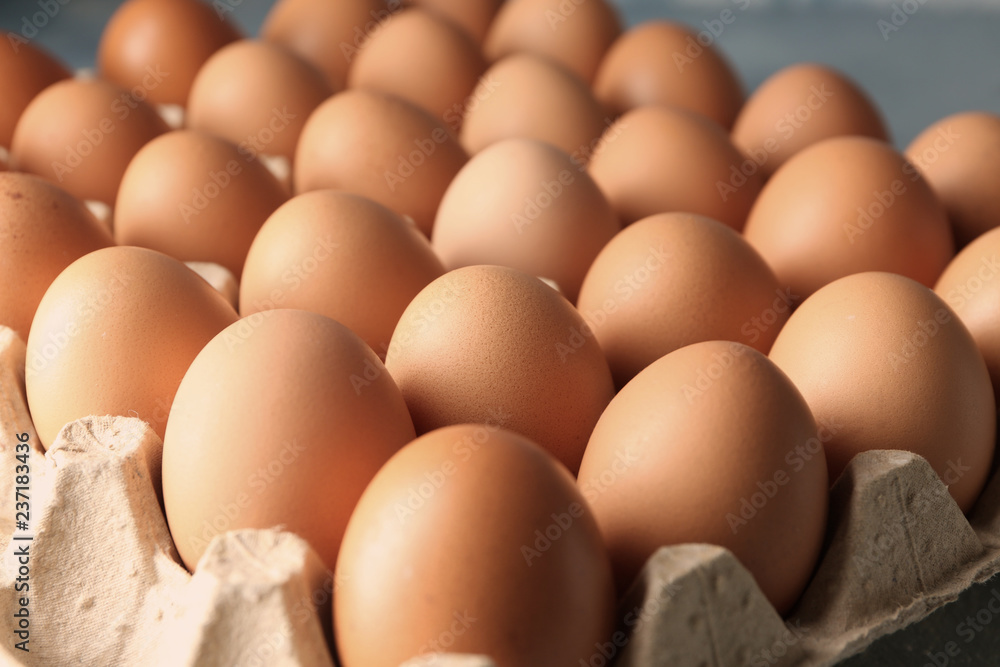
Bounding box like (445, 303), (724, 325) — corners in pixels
(403, 0), (503, 43)
(769, 272), (995, 512)
(163, 309), (415, 571)
(432, 138), (620, 302)
(743, 136), (953, 298)
(335, 424), (615, 667)
(0, 35), (70, 149)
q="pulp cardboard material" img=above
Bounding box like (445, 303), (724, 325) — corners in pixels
(1, 324), (999, 666)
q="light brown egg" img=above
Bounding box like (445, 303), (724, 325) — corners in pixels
(0, 35), (70, 149)
(743, 137), (953, 298)
(163, 309), (415, 571)
(432, 139), (619, 302)
(349, 8), (487, 129)
(335, 424), (615, 667)
(261, 0), (390, 91)
(98, 0), (241, 108)
(0, 173), (113, 343)
(577, 212), (790, 387)
(484, 0), (622, 85)
(240, 191), (445, 357)
(25, 246), (237, 449)
(403, 0), (503, 43)
(294, 89), (468, 237)
(114, 130), (288, 278)
(578, 341), (827, 614)
(935, 227), (1000, 409)
(906, 111), (1000, 247)
(384, 265), (615, 474)
(460, 54), (609, 159)
(186, 40), (333, 162)
(10, 78), (169, 206)
(769, 272), (995, 512)
(732, 63), (889, 180)
(593, 21), (744, 130)
(587, 105), (762, 229)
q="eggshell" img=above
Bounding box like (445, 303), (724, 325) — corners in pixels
(98, 0), (241, 107)
(294, 89), (468, 237)
(26, 247), (237, 449)
(769, 271), (995, 512)
(240, 190), (445, 357)
(593, 21), (744, 130)
(187, 40), (333, 162)
(432, 138), (619, 302)
(403, 0), (503, 43)
(578, 341), (827, 613)
(484, 0), (622, 85)
(162, 309), (415, 571)
(335, 424), (615, 667)
(384, 265), (615, 473)
(587, 105), (762, 229)
(0, 173), (113, 342)
(0, 34), (70, 149)
(906, 111), (1000, 247)
(348, 8), (487, 129)
(732, 63), (889, 180)
(114, 130), (289, 278)
(743, 137), (953, 298)
(577, 212), (790, 387)
(261, 0), (389, 90)
(935, 226), (1000, 408)
(10, 78), (169, 206)
(460, 54), (609, 159)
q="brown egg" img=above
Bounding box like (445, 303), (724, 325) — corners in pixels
(240, 191), (445, 357)
(935, 227), (1000, 409)
(593, 21), (744, 130)
(10, 78), (169, 205)
(163, 309), (415, 571)
(294, 89), (468, 237)
(335, 424), (615, 667)
(114, 130), (288, 278)
(25, 247), (237, 448)
(186, 40), (333, 162)
(577, 212), (790, 387)
(432, 139), (619, 302)
(460, 54), (609, 159)
(0, 173), (113, 342)
(349, 8), (487, 129)
(578, 341), (827, 613)
(906, 112), (1000, 247)
(743, 137), (953, 298)
(403, 0), (503, 43)
(769, 272), (995, 512)
(261, 0), (390, 90)
(484, 0), (622, 85)
(0, 35), (70, 149)
(587, 105), (762, 230)
(732, 63), (889, 180)
(98, 0), (241, 107)
(385, 265), (615, 474)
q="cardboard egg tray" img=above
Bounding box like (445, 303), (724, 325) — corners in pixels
(1, 321), (999, 667)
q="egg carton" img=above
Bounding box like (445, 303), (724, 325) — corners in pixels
(1, 322), (999, 666)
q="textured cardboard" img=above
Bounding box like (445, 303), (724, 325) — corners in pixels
(1, 323), (998, 666)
